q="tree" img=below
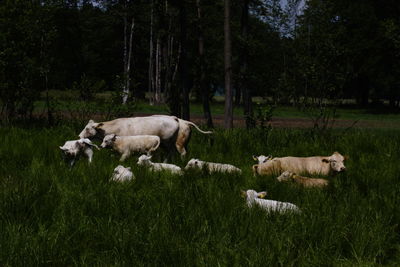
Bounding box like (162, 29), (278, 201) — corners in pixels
(196, 0), (213, 128)
(224, 0), (233, 129)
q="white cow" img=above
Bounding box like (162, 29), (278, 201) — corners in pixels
(137, 155), (183, 175)
(253, 152), (347, 176)
(101, 134), (160, 161)
(78, 115), (212, 160)
(59, 138), (99, 167)
(185, 158), (242, 174)
(111, 165), (134, 182)
(277, 171), (329, 188)
(241, 189), (301, 214)
(252, 155), (273, 164)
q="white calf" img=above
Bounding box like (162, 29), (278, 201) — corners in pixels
(185, 159), (242, 174)
(101, 134), (160, 161)
(241, 189), (301, 214)
(111, 165), (135, 182)
(277, 171), (329, 188)
(137, 155), (183, 175)
(59, 138), (99, 167)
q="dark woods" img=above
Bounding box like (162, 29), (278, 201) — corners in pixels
(1, 0), (399, 125)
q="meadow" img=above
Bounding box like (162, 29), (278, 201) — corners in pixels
(0, 124), (400, 266)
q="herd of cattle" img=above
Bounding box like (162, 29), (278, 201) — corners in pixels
(59, 115), (347, 214)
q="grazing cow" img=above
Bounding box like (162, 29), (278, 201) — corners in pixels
(111, 165), (135, 182)
(137, 155), (183, 175)
(253, 152), (347, 176)
(252, 155), (273, 164)
(59, 138), (99, 167)
(277, 171), (329, 188)
(185, 158), (242, 174)
(241, 189), (301, 214)
(101, 134), (160, 161)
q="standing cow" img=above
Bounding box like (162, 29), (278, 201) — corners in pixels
(79, 115), (212, 160)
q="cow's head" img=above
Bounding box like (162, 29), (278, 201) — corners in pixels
(137, 154), (152, 166)
(322, 152), (347, 172)
(101, 134), (117, 148)
(276, 171), (294, 182)
(184, 158), (200, 170)
(79, 120), (104, 139)
(252, 155), (273, 164)
(241, 189), (267, 202)
(59, 140), (80, 157)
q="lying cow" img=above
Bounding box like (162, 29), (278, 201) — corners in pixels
(253, 152), (347, 176)
(59, 138), (99, 167)
(185, 158), (242, 174)
(241, 189), (301, 214)
(111, 165), (135, 182)
(101, 134), (160, 161)
(277, 171), (329, 188)
(252, 155), (273, 164)
(79, 115), (212, 160)
(137, 155), (183, 175)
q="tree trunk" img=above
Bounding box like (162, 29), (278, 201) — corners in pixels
(148, 0), (154, 105)
(224, 0), (233, 129)
(123, 17), (134, 104)
(196, 0), (213, 128)
(180, 0), (189, 120)
(155, 36), (162, 103)
(240, 0), (253, 128)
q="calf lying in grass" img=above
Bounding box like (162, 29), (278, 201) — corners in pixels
(185, 159), (242, 174)
(59, 138), (100, 167)
(137, 155), (183, 175)
(101, 134), (160, 161)
(111, 165), (135, 182)
(277, 171), (329, 188)
(241, 189), (301, 214)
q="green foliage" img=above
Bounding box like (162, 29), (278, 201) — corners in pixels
(1, 126), (399, 265)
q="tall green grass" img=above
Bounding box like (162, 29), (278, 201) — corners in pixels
(0, 126), (399, 266)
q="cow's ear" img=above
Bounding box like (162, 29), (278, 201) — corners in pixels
(127, 167), (131, 171)
(88, 119), (94, 124)
(112, 134), (117, 141)
(252, 155), (258, 161)
(240, 190), (247, 198)
(322, 158), (329, 163)
(59, 146), (66, 151)
(95, 123), (104, 128)
(258, 191), (267, 198)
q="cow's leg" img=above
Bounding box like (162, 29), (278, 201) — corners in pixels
(175, 129), (191, 160)
(84, 148), (93, 163)
(120, 153), (129, 162)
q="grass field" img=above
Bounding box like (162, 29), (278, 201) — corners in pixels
(1, 125), (400, 266)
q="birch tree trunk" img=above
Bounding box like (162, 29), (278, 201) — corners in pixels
(123, 17), (134, 104)
(196, 0), (213, 128)
(224, 0), (233, 129)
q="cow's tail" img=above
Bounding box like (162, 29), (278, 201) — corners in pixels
(185, 121), (213, 134)
(150, 137), (161, 154)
